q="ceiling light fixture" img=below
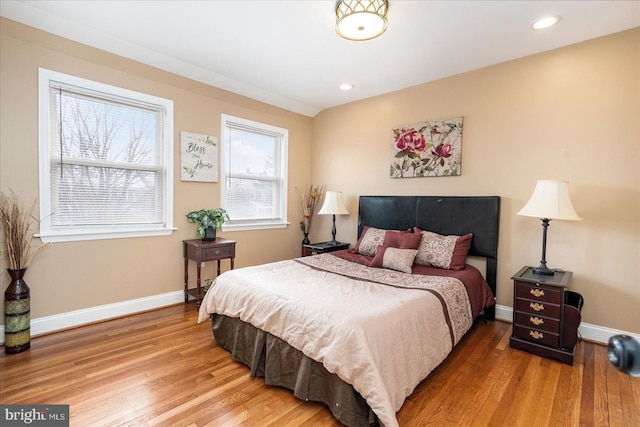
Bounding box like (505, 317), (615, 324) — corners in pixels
(339, 83), (353, 91)
(336, 0), (388, 41)
(531, 15), (561, 30)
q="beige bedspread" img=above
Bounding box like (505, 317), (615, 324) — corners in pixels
(197, 253), (474, 427)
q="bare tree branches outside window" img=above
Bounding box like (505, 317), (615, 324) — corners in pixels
(51, 91), (164, 226)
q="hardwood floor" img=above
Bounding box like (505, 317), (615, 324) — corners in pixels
(1, 304), (638, 426)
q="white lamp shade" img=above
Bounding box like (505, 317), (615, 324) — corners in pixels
(318, 191), (350, 215)
(517, 180), (582, 221)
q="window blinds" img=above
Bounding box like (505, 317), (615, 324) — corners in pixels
(49, 84), (166, 227)
(224, 125), (281, 221)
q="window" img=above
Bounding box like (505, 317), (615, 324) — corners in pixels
(38, 68), (174, 242)
(220, 114), (288, 231)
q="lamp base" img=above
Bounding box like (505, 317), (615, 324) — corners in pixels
(532, 264), (555, 276)
(532, 218), (554, 276)
(328, 214), (340, 246)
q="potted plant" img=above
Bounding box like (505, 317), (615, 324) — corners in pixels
(186, 208), (230, 240)
(0, 190), (49, 354)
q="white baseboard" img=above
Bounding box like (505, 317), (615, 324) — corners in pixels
(494, 304), (640, 344)
(2, 298), (638, 346)
(1, 291), (185, 344)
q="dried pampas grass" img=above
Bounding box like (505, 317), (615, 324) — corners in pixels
(296, 184), (326, 235)
(0, 190), (48, 270)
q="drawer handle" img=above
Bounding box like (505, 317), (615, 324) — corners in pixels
(529, 330), (544, 340)
(529, 316), (544, 326)
(214, 250), (221, 255)
(530, 302), (544, 311)
(530, 289), (545, 298)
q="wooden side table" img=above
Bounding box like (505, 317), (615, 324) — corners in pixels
(183, 238), (236, 307)
(509, 265), (582, 365)
(302, 241), (350, 256)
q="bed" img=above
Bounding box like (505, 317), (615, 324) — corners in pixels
(197, 195), (500, 427)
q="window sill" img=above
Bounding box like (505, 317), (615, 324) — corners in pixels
(223, 221), (289, 232)
(37, 227), (177, 243)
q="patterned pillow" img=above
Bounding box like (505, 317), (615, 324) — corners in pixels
(370, 246), (418, 274)
(353, 226), (416, 257)
(353, 226), (387, 256)
(414, 229), (473, 270)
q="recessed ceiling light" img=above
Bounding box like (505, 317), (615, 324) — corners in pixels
(531, 15), (561, 30)
(340, 83), (353, 91)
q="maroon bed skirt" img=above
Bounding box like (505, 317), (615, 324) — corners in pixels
(211, 314), (377, 427)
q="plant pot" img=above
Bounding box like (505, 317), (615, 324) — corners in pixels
(203, 227), (217, 241)
(4, 268), (30, 354)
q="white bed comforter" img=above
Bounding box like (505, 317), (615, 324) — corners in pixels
(197, 254), (473, 427)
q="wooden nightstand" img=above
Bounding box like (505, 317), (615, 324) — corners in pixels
(302, 241), (350, 256)
(183, 238), (236, 307)
(509, 266), (583, 365)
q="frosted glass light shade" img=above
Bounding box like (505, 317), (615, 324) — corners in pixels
(517, 180), (582, 221)
(336, 0), (388, 41)
(318, 191), (350, 215)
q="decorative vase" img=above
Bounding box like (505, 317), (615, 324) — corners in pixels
(302, 232), (310, 245)
(203, 227), (217, 241)
(4, 268), (30, 354)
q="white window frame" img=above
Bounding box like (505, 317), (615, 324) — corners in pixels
(220, 114), (288, 231)
(37, 68), (174, 243)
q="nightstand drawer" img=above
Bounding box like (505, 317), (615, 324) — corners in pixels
(514, 311), (560, 334)
(202, 245), (233, 260)
(514, 325), (560, 348)
(515, 297), (561, 318)
(515, 282), (562, 304)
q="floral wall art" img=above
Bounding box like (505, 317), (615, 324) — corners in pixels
(390, 117), (463, 178)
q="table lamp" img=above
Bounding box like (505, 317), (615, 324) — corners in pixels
(517, 180), (582, 275)
(318, 191), (350, 245)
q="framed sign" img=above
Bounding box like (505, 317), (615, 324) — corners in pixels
(181, 131), (218, 182)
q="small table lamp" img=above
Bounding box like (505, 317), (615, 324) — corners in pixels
(517, 180), (582, 275)
(318, 191), (350, 245)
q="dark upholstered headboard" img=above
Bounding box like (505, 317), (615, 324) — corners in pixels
(357, 196), (500, 320)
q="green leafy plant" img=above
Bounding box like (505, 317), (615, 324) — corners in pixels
(185, 208), (230, 238)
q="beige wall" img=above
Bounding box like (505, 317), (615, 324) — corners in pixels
(0, 19), (313, 320)
(1, 17), (639, 335)
(312, 28), (640, 334)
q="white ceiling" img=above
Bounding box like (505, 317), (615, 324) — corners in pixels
(1, 1), (639, 117)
